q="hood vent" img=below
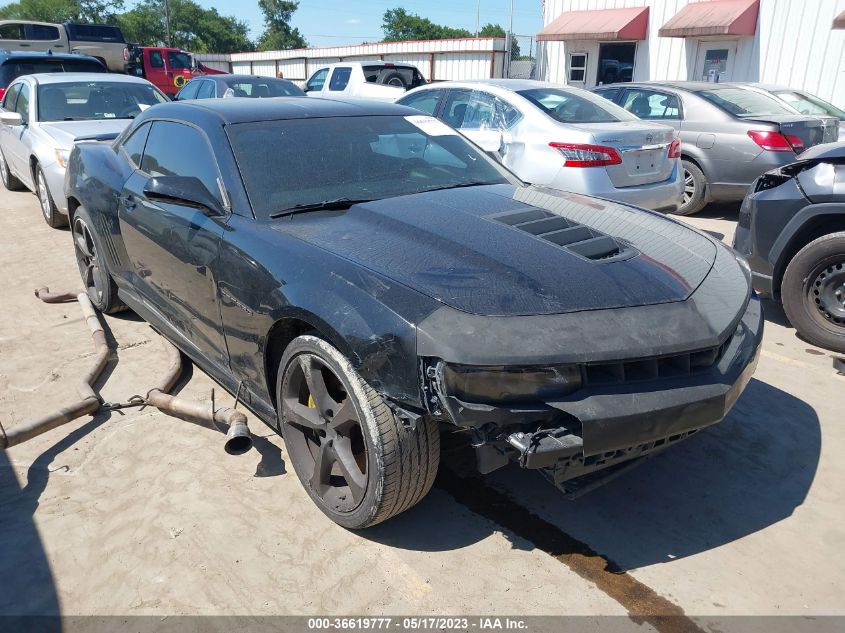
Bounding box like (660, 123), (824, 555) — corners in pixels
(492, 208), (636, 262)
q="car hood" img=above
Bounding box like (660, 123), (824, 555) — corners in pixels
(38, 120), (132, 149)
(275, 185), (718, 317)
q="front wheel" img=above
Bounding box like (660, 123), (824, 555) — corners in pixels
(278, 335), (440, 529)
(782, 232), (845, 354)
(71, 206), (126, 314)
(36, 165), (67, 228)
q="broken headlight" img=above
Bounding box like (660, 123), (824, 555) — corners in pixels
(442, 364), (582, 405)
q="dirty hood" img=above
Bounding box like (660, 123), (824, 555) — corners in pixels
(277, 185), (718, 316)
(39, 120), (132, 149)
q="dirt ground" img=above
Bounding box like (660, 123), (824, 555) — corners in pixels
(1, 188), (843, 621)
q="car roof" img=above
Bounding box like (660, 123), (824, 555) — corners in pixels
(145, 97), (419, 125)
(26, 72), (147, 85)
(0, 50), (102, 63)
(205, 74), (294, 83)
(598, 81), (742, 93)
(414, 78), (566, 92)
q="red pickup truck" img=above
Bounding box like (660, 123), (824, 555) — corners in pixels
(127, 45), (224, 97)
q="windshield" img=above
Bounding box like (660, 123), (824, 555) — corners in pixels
(167, 51), (192, 69)
(227, 115), (514, 219)
(698, 88), (796, 117)
(0, 59), (105, 85)
(517, 87), (637, 124)
(37, 81), (168, 122)
(775, 91), (845, 119)
(223, 78), (304, 97)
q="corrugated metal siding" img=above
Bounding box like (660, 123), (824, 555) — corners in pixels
(251, 61), (277, 77)
(540, 0), (845, 106)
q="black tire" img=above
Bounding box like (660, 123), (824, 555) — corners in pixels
(35, 165), (67, 229)
(278, 335), (439, 529)
(676, 159), (707, 216)
(782, 232), (845, 354)
(0, 148), (24, 191)
(379, 71), (407, 89)
(71, 205), (127, 314)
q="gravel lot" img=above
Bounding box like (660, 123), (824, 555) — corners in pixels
(1, 188), (843, 621)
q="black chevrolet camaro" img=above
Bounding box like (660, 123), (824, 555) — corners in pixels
(65, 98), (763, 528)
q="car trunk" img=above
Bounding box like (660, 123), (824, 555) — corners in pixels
(744, 114), (835, 152)
(577, 121), (676, 188)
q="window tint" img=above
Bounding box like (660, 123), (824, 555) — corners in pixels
(222, 78), (303, 97)
(65, 24), (124, 43)
(167, 51), (191, 69)
(0, 58), (106, 86)
(0, 23), (24, 40)
(517, 87), (636, 124)
(141, 121), (222, 202)
(121, 122), (151, 166)
(306, 68), (329, 92)
(441, 89), (521, 130)
(196, 80), (215, 99)
(622, 89), (680, 120)
(149, 51), (164, 68)
(593, 87), (621, 102)
(176, 80), (200, 100)
(15, 83), (29, 120)
(398, 90), (442, 115)
(328, 67), (352, 91)
(28, 24), (60, 40)
(3, 83), (21, 110)
(698, 88), (794, 117)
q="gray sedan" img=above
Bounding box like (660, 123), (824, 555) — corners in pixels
(0, 72), (167, 227)
(742, 83), (845, 139)
(594, 82), (839, 215)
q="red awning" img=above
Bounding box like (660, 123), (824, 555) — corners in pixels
(659, 0), (759, 38)
(537, 6), (650, 42)
(834, 9), (845, 29)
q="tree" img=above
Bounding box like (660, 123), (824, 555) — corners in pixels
(117, 0), (251, 53)
(256, 0), (306, 51)
(0, 0), (125, 24)
(382, 8), (471, 42)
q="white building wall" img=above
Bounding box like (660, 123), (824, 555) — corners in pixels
(540, 0), (845, 107)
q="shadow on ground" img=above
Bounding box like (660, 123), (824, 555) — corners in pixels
(365, 378), (820, 571)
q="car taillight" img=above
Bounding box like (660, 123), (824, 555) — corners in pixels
(123, 47), (129, 61)
(549, 142), (623, 167)
(668, 138), (681, 159)
(747, 130), (803, 153)
(0, 87), (5, 101)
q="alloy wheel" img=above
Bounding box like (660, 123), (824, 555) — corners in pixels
(682, 168), (695, 206)
(281, 353), (368, 513)
(808, 260), (845, 328)
(72, 216), (105, 302)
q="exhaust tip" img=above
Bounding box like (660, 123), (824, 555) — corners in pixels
(225, 421), (253, 455)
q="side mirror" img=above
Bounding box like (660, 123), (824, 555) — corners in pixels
(0, 111), (23, 126)
(143, 176), (225, 216)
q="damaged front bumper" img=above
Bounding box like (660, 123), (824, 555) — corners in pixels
(422, 294), (763, 491)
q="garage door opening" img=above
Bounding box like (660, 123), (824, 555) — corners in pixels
(597, 42), (636, 85)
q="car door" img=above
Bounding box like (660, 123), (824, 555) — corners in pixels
(145, 49), (168, 94)
(304, 67), (329, 95)
(0, 82), (21, 170)
(0, 22), (28, 51)
(195, 80), (216, 99)
(25, 23), (65, 51)
(439, 88), (522, 163)
(118, 119), (229, 367)
(5, 81), (32, 183)
(618, 87), (682, 133)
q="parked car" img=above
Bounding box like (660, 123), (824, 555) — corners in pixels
(64, 98), (761, 528)
(0, 72), (168, 227)
(175, 74), (304, 100)
(0, 50), (106, 100)
(733, 142), (845, 353)
(593, 82), (839, 215)
(0, 20), (128, 72)
(742, 84), (845, 139)
(305, 61), (426, 102)
(398, 79), (683, 213)
(126, 46), (205, 97)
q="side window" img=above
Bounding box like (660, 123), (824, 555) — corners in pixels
(27, 24), (61, 41)
(120, 122), (151, 167)
(140, 121), (223, 202)
(3, 83), (21, 110)
(594, 88), (621, 103)
(441, 90), (515, 131)
(622, 89), (681, 120)
(568, 53), (587, 84)
(306, 68), (329, 92)
(176, 80), (201, 101)
(399, 90), (442, 116)
(15, 83), (30, 121)
(328, 67), (352, 92)
(0, 23), (25, 40)
(149, 51), (164, 68)
(196, 80), (215, 99)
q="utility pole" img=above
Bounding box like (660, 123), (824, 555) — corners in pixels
(475, 0), (480, 36)
(505, 0), (514, 75)
(163, 0), (172, 47)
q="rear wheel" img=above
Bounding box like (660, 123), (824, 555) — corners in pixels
(676, 159), (707, 216)
(782, 232), (845, 354)
(0, 148), (24, 191)
(36, 165), (67, 228)
(72, 206), (126, 314)
(278, 335), (439, 529)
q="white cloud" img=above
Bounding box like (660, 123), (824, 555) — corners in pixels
(346, 18), (361, 24)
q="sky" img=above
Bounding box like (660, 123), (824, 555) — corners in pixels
(191, 0), (544, 48)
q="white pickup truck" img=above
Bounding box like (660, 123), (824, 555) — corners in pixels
(304, 62), (427, 102)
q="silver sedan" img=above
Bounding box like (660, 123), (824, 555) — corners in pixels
(0, 72), (167, 227)
(398, 79), (683, 213)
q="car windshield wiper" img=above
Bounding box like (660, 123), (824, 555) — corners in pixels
(269, 197), (373, 219)
(418, 181), (495, 194)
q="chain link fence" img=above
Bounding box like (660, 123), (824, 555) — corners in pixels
(507, 35), (538, 79)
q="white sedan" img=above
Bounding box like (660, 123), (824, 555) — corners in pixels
(0, 72), (168, 227)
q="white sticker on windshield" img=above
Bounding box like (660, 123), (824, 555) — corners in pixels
(138, 104), (151, 111)
(405, 115), (457, 136)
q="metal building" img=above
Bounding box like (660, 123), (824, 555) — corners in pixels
(537, 0), (845, 106)
(194, 38), (508, 85)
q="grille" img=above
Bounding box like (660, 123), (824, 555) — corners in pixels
(492, 208), (636, 263)
(583, 338), (732, 387)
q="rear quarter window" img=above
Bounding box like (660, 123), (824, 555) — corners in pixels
(698, 88), (795, 117)
(65, 23), (125, 43)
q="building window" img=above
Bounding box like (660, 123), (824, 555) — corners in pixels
(568, 53), (587, 83)
(597, 42), (636, 85)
